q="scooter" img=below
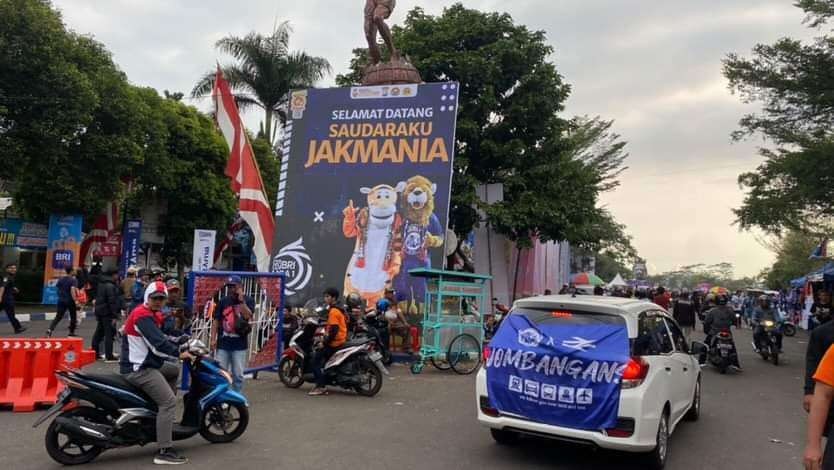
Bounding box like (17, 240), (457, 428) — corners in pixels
(356, 310), (393, 365)
(34, 340), (248, 466)
(753, 320), (781, 366)
(707, 329), (739, 374)
(278, 316), (388, 396)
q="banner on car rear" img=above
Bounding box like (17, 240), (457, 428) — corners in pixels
(486, 314), (630, 430)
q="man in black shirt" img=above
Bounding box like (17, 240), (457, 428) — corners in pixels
(47, 266), (79, 337)
(0, 263), (25, 334)
(805, 290), (834, 436)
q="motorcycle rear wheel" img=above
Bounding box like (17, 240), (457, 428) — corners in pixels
(200, 402), (249, 443)
(44, 407), (106, 465)
(354, 358), (383, 397)
(278, 357), (304, 389)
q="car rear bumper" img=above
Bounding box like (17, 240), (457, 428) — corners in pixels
(475, 369), (659, 452)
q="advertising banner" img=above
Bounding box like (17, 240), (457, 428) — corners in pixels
(485, 314), (629, 430)
(0, 219), (21, 247)
(0, 219), (48, 249)
(42, 214), (83, 304)
(271, 82), (459, 306)
(191, 229), (216, 272)
(119, 220), (142, 278)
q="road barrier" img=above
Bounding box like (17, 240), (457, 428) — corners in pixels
(0, 338), (96, 412)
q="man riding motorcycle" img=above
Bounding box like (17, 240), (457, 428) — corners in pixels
(309, 287), (349, 396)
(121, 281), (193, 465)
(703, 294), (742, 370)
(753, 295), (783, 353)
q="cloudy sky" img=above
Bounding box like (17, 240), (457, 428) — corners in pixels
(51, 0), (817, 277)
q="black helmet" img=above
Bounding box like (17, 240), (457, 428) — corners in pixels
(346, 292), (362, 309)
(715, 294), (729, 306)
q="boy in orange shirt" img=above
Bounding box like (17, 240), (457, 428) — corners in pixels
(309, 287), (348, 396)
(805, 344), (834, 469)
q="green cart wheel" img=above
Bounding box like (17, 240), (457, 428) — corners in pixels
(430, 356), (451, 371)
(410, 361), (424, 374)
(448, 333), (482, 375)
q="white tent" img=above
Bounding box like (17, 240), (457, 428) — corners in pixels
(608, 273), (628, 288)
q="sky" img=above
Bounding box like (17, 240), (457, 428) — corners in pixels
(50, 0), (818, 277)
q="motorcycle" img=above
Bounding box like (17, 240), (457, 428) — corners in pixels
(278, 306), (388, 396)
(34, 339), (248, 466)
(706, 329), (738, 374)
(753, 320), (781, 365)
(354, 307), (393, 366)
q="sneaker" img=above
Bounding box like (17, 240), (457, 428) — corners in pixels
(104, 356), (119, 363)
(68, 332), (79, 337)
(308, 387), (328, 396)
(14, 326), (27, 334)
(45, 329), (53, 338)
(154, 448), (188, 465)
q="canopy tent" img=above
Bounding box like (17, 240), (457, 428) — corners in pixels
(608, 273), (628, 288)
(790, 276), (807, 288)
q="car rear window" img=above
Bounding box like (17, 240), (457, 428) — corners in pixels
(510, 307), (626, 327)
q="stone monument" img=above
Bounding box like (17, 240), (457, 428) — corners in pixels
(362, 0), (421, 86)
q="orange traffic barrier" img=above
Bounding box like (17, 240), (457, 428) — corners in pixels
(0, 337), (97, 412)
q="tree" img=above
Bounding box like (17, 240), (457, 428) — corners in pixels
(128, 88), (237, 273)
(191, 22), (331, 145)
(761, 229), (827, 289)
(724, 0), (834, 233)
(251, 133), (280, 206)
(0, 0), (143, 222)
(337, 4), (627, 254)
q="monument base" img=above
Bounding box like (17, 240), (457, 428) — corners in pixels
(361, 57), (422, 86)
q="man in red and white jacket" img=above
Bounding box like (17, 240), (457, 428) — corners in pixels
(120, 281), (192, 465)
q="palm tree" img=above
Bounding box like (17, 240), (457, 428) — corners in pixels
(191, 22), (331, 144)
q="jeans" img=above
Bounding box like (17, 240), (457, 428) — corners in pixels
(1, 303), (22, 332)
(216, 349), (247, 392)
(124, 363), (179, 449)
(92, 317), (116, 359)
(49, 301), (78, 334)
(313, 346), (336, 387)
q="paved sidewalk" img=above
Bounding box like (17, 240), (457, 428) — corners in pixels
(0, 304), (90, 324)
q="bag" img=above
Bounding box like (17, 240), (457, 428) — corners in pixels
(235, 314), (252, 337)
(76, 288), (88, 305)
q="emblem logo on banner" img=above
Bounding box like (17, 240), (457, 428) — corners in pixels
(272, 237), (312, 296)
(486, 314), (630, 430)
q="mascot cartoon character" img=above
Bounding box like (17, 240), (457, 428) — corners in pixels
(343, 183), (405, 306)
(392, 175), (444, 305)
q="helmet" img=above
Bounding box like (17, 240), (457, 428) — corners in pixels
(375, 298), (391, 313)
(758, 295), (771, 306)
(715, 294), (729, 306)
(137, 268), (150, 279)
(346, 292), (363, 310)
(144, 280), (168, 304)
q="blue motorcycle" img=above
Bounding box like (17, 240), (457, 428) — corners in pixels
(34, 340), (248, 465)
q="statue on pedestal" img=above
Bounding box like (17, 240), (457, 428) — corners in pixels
(361, 0), (421, 86)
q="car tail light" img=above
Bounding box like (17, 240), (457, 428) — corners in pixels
(621, 357), (649, 389)
(479, 395), (500, 417)
(605, 418), (635, 437)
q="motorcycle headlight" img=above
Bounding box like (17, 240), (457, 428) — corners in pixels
(764, 320), (774, 327)
(219, 369), (233, 385)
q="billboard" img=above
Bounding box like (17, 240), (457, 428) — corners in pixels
(271, 82), (460, 306)
(42, 214), (83, 304)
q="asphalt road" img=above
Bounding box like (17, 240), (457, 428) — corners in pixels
(0, 318), (810, 469)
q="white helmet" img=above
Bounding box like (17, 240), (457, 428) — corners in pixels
(144, 280), (169, 305)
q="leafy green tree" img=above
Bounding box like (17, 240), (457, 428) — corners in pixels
(761, 230), (827, 289)
(724, 0), (834, 233)
(191, 22), (331, 145)
(251, 133), (280, 206)
(0, 0), (142, 222)
(337, 4), (627, 255)
(128, 89), (237, 273)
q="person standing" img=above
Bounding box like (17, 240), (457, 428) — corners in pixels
(92, 269), (122, 362)
(673, 290), (697, 340)
(805, 290), (834, 439)
(0, 263), (25, 334)
(47, 266), (79, 337)
(210, 276), (253, 392)
(653, 286), (671, 310)
(121, 267), (137, 306)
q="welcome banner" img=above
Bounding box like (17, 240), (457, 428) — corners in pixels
(271, 82), (459, 306)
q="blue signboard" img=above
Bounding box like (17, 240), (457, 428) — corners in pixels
(120, 219), (142, 278)
(486, 314), (630, 430)
(271, 83), (459, 306)
(42, 214), (83, 304)
(0, 219), (22, 247)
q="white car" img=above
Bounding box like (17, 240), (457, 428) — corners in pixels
(476, 296), (702, 470)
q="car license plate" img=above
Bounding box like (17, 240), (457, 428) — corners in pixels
(369, 351), (382, 362)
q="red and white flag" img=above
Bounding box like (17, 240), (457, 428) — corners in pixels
(213, 215), (246, 266)
(212, 68), (275, 272)
(80, 200), (119, 263)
